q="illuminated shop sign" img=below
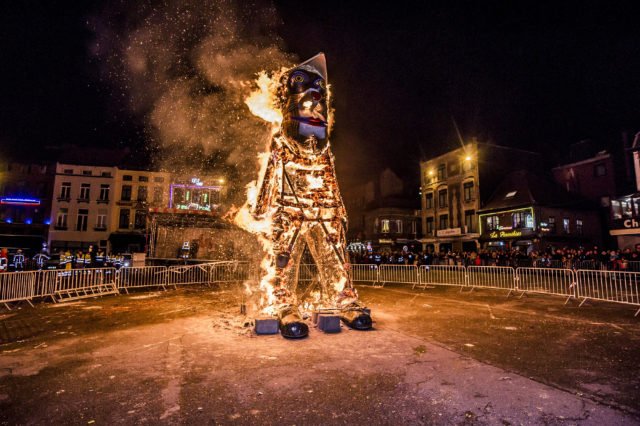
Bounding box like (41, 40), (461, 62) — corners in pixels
(489, 230), (523, 239)
(436, 227), (462, 237)
(0, 197), (41, 206)
(624, 219), (640, 229)
(169, 184), (221, 211)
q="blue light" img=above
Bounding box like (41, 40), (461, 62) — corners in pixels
(0, 197), (41, 206)
(5, 218), (13, 224)
(25, 219), (32, 225)
(44, 219), (51, 225)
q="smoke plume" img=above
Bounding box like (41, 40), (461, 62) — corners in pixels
(89, 0), (295, 200)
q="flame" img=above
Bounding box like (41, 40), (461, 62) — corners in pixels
(244, 71), (284, 127)
(234, 67), (343, 315)
(233, 70), (287, 314)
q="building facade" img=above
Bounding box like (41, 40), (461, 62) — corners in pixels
(342, 168), (420, 255)
(48, 163), (116, 252)
(0, 161), (55, 254)
(109, 169), (171, 253)
(420, 143), (480, 253)
(147, 174), (234, 259)
(420, 141), (544, 253)
(477, 170), (601, 252)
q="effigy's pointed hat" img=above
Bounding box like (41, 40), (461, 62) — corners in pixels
(296, 52), (327, 81)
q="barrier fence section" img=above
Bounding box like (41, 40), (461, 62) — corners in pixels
(350, 264), (379, 283)
(167, 264), (214, 287)
(117, 266), (168, 292)
(210, 261), (257, 284)
(515, 267), (576, 303)
(416, 265), (467, 290)
(0, 271), (36, 308)
(34, 270), (59, 299)
(378, 265), (418, 287)
(576, 270), (640, 316)
(54, 268), (118, 302)
(467, 266), (516, 293)
(297, 263), (319, 283)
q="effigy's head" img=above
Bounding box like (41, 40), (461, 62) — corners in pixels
(278, 53), (329, 146)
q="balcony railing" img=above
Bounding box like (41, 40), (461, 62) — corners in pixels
(96, 198), (110, 204)
(76, 197), (90, 203)
(57, 196), (70, 202)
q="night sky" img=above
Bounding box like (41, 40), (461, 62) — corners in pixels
(1, 1), (639, 188)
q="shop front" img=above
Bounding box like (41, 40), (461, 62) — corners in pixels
(479, 227), (537, 253)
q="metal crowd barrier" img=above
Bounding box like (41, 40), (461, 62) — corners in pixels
(378, 265), (419, 287)
(297, 263), (319, 283)
(209, 261), (257, 284)
(0, 271), (36, 308)
(467, 266), (516, 293)
(576, 270), (640, 316)
(515, 267), (576, 303)
(2, 263), (640, 316)
(166, 264), (214, 287)
(34, 270), (59, 298)
(53, 268), (119, 302)
(117, 266), (168, 292)
(415, 265), (466, 290)
(350, 264), (380, 283)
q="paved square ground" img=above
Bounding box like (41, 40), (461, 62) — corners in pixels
(1, 283), (639, 424)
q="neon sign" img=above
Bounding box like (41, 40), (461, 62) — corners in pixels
(0, 197), (41, 206)
(489, 230), (523, 239)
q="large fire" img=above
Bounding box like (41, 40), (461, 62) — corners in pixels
(234, 54), (371, 335)
(234, 70), (284, 312)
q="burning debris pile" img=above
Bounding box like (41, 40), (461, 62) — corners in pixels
(234, 53), (372, 337)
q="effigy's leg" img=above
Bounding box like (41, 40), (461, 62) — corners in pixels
(266, 209), (310, 338)
(304, 222), (349, 305)
(306, 219), (372, 329)
(279, 220), (308, 303)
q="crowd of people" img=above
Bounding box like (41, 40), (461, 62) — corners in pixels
(350, 246), (640, 271)
(0, 246), (131, 272)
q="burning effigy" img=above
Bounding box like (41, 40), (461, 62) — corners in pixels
(235, 53), (372, 337)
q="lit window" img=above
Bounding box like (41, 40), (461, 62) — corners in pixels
(76, 209), (88, 232)
(381, 219), (390, 233)
(96, 212), (107, 230)
(465, 210), (474, 233)
(611, 200), (622, 220)
(79, 183), (90, 200)
(525, 213), (534, 228)
(56, 208), (68, 228)
(99, 184), (110, 202)
(119, 209), (130, 229)
(576, 219), (583, 235)
(486, 216), (499, 231)
(463, 182), (474, 202)
(425, 192), (433, 209)
(438, 189), (448, 208)
(563, 218), (570, 233)
(505, 191), (517, 199)
(439, 214), (448, 230)
(621, 199), (633, 218)
(59, 182), (71, 200)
